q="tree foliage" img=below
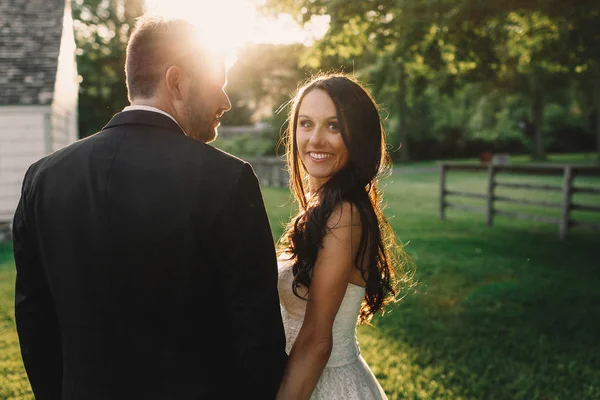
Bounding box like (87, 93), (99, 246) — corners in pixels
(262, 0), (600, 161)
(70, 0), (600, 160)
(72, 0), (144, 137)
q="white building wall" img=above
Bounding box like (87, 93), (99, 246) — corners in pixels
(0, 106), (50, 223)
(51, 0), (79, 151)
(0, 1), (78, 225)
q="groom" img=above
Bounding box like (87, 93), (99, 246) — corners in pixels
(13, 16), (286, 400)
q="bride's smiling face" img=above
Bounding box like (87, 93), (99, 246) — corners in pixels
(295, 89), (349, 190)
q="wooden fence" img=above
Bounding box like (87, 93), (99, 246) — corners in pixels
(439, 163), (600, 238)
(247, 157), (289, 188)
(0, 222), (11, 242)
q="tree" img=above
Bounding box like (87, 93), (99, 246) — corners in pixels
(412, 1), (599, 160)
(72, 0), (144, 137)
(222, 43), (306, 126)
(263, 0), (600, 160)
(261, 0), (486, 161)
(563, 5), (600, 160)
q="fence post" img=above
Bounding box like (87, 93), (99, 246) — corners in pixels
(275, 160), (284, 188)
(260, 161), (266, 186)
(266, 159), (273, 186)
(280, 163), (288, 188)
(486, 164), (496, 226)
(439, 164), (447, 220)
(559, 166), (574, 239)
(273, 162), (280, 187)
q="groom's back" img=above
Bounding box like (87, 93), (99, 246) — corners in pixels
(23, 116), (246, 398)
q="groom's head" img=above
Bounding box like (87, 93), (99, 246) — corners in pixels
(125, 16), (231, 143)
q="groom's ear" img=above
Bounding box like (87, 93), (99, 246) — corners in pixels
(165, 66), (185, 101)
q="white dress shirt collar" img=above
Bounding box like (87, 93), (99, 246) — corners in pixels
(122, 105), (187, 135)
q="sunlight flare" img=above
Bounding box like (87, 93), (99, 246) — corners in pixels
(145, 0), (255, 66)
(144, 0), (329, 66)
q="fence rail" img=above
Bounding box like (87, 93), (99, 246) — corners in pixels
(439, 163), (600, 238)
(247, 157), (288, 188)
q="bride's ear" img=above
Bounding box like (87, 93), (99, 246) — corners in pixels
(165, 66), (185, 101)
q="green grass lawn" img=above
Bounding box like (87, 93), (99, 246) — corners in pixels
(1, 170), (599, 399)
(264, 171), (600, 400)
(0, 242), (31, 399)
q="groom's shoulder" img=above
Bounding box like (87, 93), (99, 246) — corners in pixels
(191, 139), (242, 161)
(188, 139), (252, 173)
(21, 135), (97, 186)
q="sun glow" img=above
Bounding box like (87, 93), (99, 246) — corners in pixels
(144, 0), (329, 65)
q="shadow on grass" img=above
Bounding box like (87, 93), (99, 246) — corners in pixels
(373, 224), (600, 399)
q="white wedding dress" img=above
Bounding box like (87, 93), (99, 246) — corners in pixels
(278, 259), (388, 400)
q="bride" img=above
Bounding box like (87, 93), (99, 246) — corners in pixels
(276, 74), (412, 399)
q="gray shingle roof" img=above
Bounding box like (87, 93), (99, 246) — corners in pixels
(0, 0), (66, 105)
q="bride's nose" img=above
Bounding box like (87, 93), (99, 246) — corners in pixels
(308, 126), (327, 145)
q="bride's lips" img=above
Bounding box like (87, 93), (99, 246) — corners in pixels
(307, 151), (333, 163)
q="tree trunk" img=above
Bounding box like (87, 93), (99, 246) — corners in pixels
(530, 71), (546, 160)
(594, 70), (600, 162)
(596, 96), (600, 163)
(396, 63), (410, 162)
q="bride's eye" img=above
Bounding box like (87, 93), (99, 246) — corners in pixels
(329, 122), (340, 131)
(299, 120), (312, 128)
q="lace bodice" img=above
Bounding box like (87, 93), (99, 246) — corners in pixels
(277, 259), (365, 367)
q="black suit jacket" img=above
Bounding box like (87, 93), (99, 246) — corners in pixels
(13, 110), (287, 400)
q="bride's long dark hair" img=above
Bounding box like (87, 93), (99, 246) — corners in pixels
(279, 74), (413, 323)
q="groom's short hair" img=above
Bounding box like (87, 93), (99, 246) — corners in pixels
(125, 16), (202, 101)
